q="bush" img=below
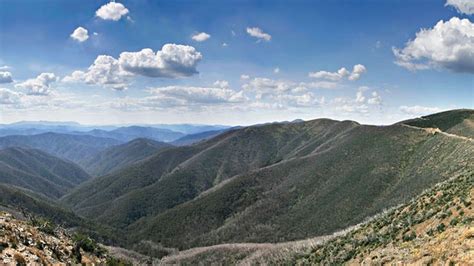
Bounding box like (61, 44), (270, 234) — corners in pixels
(72, 233), (106, 256)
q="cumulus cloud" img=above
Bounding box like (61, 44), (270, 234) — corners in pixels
(246, 27), (272, 41)
(446, 0), (474, 15)
(70, 27), (89, 42)
(64, 44), (202, 90)
(367, 91), (382, 105)
(348, 64), (367, 81)
(63, 55), (130, 91)
(399, 105), (442, 115)
(309, 64), (367, 81)
(0, 71), (13, 83)
(274, 67), (280, 74)
(148, 85), (246, 106)
(393, 17), (474, 73)
(0, 88), (21, 104)
(15, 73), (58, 95)
(213, 80), (230, 89)
(96, 2), (129, 21)
(118, 44), (202, 78)
(192, 32), (211, 42)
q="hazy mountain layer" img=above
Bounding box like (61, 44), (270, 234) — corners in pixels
(0, 133), (122, 165)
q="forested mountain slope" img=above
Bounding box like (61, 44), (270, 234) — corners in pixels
(79, 138), (172, 176)
(61, 109), (474, 254)
(0, 147), (90, 198)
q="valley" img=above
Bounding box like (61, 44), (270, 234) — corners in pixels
(0, 109), (473, 264)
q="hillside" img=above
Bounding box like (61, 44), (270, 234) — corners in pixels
(299, 172), (474, 264)
(0, 147), (90, 198)
(129, 123), (473, 250)
(0, 133), (122, 165)
(79, 138), (172, 177)
(159, 171), (473, 265)
(61, 119), (359, 227)
(0, 211), (127, 265)
(61, 109), (474, 255)
(400, 109), (474, 138)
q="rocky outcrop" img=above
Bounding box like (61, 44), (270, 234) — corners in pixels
(0, 211), (108, 265)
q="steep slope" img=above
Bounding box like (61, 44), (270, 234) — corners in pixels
(79, 138), (172, 176)
(62, 119), (359, 227)
(0, 211), (122, 265)
(129, 124), (473, 249)
(299, 173), (473, 265)
(400, 109), (474, 138)
(0, 184), (125, 247)
(0, 133), (122, 164)
(159, 171), (473, 265)
(0, 147), (90, 198)
(62, 110), (474, 253)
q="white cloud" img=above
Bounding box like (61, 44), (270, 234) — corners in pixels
(15, 73), (57, 95)
(355, 90), (365, 103)
(63, 55), (130, 91)
(240, 74), (250, 80)
(96, 2), (129, 21)
(399, 105), (442, 115)
(0, 66), (10, 71)
(213, 80), (230, 89)
(246, 27), (271, 41)
(367, 91), (382, 105)
(64, 44), (202, 90)
(147, 85), (246, 106)
(348, 64), (367, 81)
(192, 32), (211, 42)
(0, 71), (13, 83)
(393, 17), (474, 73)
(304, 81), (339, 90)
(446, 0), (474, 15)
(70, 27), (89, 42)
(309, 64), (366, 81)
(0, 88), (21, 104)
(118, 44), (202, 78)
(274, 67), (280, 74)
(222, 42), (228, 47)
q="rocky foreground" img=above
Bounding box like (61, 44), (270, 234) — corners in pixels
(0, 211), (109, 265)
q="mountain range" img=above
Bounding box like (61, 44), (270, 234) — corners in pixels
(0, 109), (472, 263)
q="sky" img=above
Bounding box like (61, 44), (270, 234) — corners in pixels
(0, 0), (473, 126)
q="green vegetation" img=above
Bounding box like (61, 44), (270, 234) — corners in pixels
(60, 109), (474, 254)
(79, 138), (172, 176)
(297, 172), (473, 264)
(0, 147), (90, 198)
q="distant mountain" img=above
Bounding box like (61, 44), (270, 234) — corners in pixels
(0, 147), (90, 198)
(79, 138), (172, 177)
(61, 109), (474, 252)
(0, 132), (122, 164)
(400, 109), (474, 138)
(144, 124), (230, 134)
(171, 129), (233, 146)
(109, 126), (185, 142)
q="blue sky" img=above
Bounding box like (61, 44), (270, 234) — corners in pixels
(0, 0), (472, 125)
